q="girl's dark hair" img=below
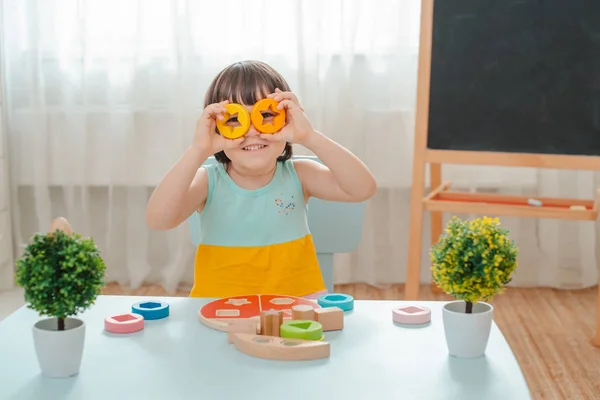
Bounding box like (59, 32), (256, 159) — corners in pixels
(204, 60), (293, 164)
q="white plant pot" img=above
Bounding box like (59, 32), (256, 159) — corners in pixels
(442, 300), (493, 358)
(32, 317), (85, 378)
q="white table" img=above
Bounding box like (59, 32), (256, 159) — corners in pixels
(0, 295), (531, 400)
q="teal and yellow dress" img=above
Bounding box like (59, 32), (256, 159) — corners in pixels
(189, 160), (327, 298)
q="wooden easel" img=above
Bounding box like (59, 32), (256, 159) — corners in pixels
(406, 0), (600, 346)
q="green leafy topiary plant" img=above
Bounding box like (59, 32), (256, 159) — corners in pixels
(430, 216), (518, 314)
(15, 229), (107, 331)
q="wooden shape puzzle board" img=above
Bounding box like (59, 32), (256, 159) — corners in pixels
(198, 294), (320, 332)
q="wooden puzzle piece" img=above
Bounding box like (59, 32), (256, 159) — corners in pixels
(259, 310), (283, 337)
(250, 98), (286, 134)
(215, 103), (251, 139)
(392, 305), (431, 325)
(104, 313), (144, 334)
(216, 309), (240, 317)
(228, 319), (258, 344)
(317, 293), (354, 311)
(199, 294), (320, 332)
(198, 295), (260, 331)
(224, 298), (251, 306)
(280, 320), (323, 341)
(258, 294), (318, 314)
(232, 333), (330, 361)
(131, 300), (169, 320)
(292, 304), (315, 320)
(314, 307), (344, 331)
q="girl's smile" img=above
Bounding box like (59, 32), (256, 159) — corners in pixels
(242, 143), (268, 151)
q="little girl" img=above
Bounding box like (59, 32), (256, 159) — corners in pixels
(146, 60), (377, 299)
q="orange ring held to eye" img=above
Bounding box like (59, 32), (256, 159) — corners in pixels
(251, 98), (286, 134)
(216, 103), (251, 139)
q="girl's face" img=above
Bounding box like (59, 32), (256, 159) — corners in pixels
(222, 102), (286, 172)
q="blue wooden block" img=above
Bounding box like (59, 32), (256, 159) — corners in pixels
(317, 293), (354, 311)
(132, 301), (169, 320)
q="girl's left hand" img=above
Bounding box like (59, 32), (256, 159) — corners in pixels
(259, 88), (314, 145)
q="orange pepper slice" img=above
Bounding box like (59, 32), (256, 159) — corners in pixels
(216, 103), (251, 139)
(251, 98), (286, 134)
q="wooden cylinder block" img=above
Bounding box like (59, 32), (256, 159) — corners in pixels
(260, 310), (283, 337)
(292, 304), (315, 321)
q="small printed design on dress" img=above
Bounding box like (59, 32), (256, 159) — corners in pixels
(274, 194), (296, 215)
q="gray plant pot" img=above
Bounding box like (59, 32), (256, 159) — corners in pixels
(32, 317), (85, 378)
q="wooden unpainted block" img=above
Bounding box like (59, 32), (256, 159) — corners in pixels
(232, 333), (330, 361)
(314, 306), (343, 331)
(259, 309), (283, 337)
(292, 304), (315, 321)
(227, 319), (258, 344)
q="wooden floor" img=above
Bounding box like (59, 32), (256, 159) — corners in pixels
(102, 282), (600, 399)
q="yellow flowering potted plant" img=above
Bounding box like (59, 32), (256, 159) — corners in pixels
(430, 216), (518, 358)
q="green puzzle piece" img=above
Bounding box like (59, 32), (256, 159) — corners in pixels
(280, 320), (323, 341)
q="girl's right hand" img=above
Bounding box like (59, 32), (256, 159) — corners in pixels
(193, 100), (244, 154)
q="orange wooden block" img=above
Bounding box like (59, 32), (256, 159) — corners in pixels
(314, 307), (343, 331)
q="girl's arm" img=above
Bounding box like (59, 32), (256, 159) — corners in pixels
(146, 145), (211, 230)
(147, 100), (240, 230)
(262, 88), (376, 203)
(293, 130), (377, 202)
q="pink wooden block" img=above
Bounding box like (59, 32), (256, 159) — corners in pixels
(105, 313), (144, 334)
(392, 305), (431, 325)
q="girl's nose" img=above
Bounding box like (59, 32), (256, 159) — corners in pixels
(245, 125), (260, 137)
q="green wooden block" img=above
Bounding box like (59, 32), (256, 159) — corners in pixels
(280, 320), (323, 341)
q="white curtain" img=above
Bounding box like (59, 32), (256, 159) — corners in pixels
(2, 0), (598, 293)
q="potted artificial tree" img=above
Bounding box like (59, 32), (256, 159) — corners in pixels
(15, 217), (106, 378)
(430, 216), (518, 358)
